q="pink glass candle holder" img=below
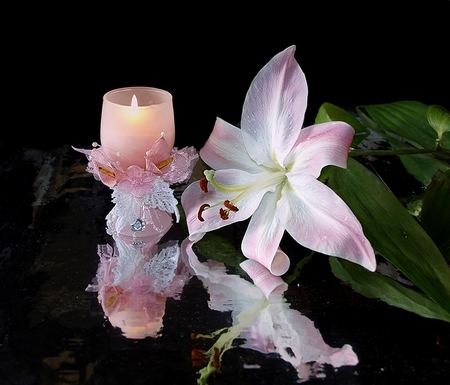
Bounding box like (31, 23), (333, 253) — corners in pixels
(100, 87), (175, 169)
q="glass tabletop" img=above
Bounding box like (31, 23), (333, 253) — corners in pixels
(1, 144), (449, 385)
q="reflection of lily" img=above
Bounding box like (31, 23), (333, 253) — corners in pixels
(181, 46), (375, 290)
(182, 239), (358, 383)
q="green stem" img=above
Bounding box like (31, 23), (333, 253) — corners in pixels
(349, 148), (437, 157)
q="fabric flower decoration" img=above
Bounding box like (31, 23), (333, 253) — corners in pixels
(74, 137), (198, 193)
(181, 45), (375, 294)
(74, 137), (198, 234)
(117, 165), (157, 198)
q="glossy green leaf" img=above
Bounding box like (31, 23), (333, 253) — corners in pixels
(315, 102), (369, 146)
(329, 258), (450, 322)
(357, 103), (449, 185)
(420, 169), (450, 261)
(328, 157), (450, 316)
(363, 101), (437, 148)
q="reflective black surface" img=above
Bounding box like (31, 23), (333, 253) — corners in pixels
(1, 144), (449, 385)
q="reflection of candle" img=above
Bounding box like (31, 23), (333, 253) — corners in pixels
(100, 87), (175, 169)
(108, 304), (166, 339)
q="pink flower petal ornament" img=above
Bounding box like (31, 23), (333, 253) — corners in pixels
(181, 46), (375, 296)
(74, 137), (198, 234)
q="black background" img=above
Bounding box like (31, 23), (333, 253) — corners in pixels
(4, 1), (450, 151)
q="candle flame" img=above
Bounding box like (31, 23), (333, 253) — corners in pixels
(131, 94), (138, 107)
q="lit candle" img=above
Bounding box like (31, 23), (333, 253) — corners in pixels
(100, 87), (175, 169)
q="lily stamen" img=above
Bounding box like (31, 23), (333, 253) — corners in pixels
(198, 203), (210, 222)
(219, 208), (229, 220)
(224, 200), (239, 212)
(199, 176), (208, 192)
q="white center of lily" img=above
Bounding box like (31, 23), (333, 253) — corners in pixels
(198, 168), (286, 221)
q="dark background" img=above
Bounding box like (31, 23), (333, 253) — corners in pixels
(5, 1), (450, 152)
(1, 3), (450, 384)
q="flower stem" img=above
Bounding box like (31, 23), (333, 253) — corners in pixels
(349, 148), (437, 157)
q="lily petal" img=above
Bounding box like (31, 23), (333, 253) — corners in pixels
(286, 122), (355, 178)
(241, 45), (307, 168)
(283, 173), (376, 271)
(200, 117), (261, 173)
(240, 259), (288, 302)
(241, 189), (291, 275)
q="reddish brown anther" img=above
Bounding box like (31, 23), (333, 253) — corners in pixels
(191, 348), (208, 367)
(199, 176), (208, 192)
(219, 208), (229, 220)
(212, 347), (222, 373)
(197, 204), (210, 221)
(224, 200), (239, 212)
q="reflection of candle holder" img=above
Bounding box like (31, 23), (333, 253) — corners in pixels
(87, 238), (191, 339)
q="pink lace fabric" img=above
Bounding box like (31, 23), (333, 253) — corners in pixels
(74, 137), (198, 236)
(73, 137), (198, 189)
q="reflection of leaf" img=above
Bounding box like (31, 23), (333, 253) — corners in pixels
(195, 232), (246, 273)
(315, 102), (369, 147)
(328, 157), (450, 317)
(329, 258), (450, 322)
(420, 169), (450, 261)
(284, 252), (314, 284)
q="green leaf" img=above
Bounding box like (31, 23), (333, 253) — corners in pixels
(329, 258), (450, 322)
(315, 102), (369, 147)
(328, 157), (450, 317)
(427, 104), (450, 142)
(363, 101), (437, 148)
(420, 169), (450, 261)
(357, 102), (450, 185)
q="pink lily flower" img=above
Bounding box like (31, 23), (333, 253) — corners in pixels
(181, 45), (375, 285)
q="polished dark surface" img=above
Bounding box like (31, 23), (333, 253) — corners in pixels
(1, 144), (449, 384)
